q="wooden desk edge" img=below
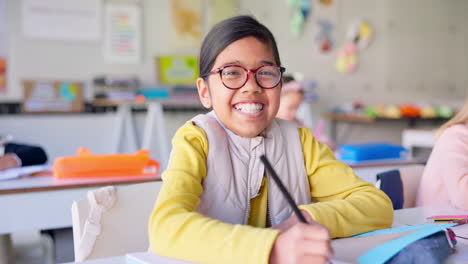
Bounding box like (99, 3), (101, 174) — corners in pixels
(0, 177), (162, 195)
(349, 159), (425, 168)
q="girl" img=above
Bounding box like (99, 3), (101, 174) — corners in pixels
(276, 75), (304, 126)
(417, 98), (468, 209)
(149, 16), (393, 264)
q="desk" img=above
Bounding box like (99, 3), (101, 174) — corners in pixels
(62, 256), (126, 264)
(0, 174), (160, 264)
(0, 174), (160, 234)
(62, 206), (468, 264)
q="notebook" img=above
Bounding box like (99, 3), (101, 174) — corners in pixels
(126, 252), (350, 264)
(126, 252), (196, 264)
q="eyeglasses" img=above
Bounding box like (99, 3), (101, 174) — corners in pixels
(202, 65), (286, 90)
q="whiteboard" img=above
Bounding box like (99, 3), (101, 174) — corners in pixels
(21, 0), (101, 41)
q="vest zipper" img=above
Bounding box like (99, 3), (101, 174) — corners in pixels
(267, 176), (274, 227)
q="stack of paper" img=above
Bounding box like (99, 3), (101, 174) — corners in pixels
(0, 165), (50, 181)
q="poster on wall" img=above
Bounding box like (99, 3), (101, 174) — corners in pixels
(0, 0), (6, 93)
(156, 55), (198, 85)
(170, 0), (202, 50)
(103, 3), (142, 64)
(21, 0), (101, 41)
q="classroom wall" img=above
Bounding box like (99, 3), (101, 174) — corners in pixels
(4, 0), (177, 101)
(244, 0), (468, 105)
(3, 0), (467, 103)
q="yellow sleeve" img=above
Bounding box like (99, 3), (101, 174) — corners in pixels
(297, 127), (393, 238)
(148, 121), (280, 264)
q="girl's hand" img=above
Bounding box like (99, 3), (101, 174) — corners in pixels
(269, 221), (332, 264)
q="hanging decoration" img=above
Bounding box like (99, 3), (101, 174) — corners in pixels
(316, 19), (333, 53)
(319, 0), (333, 6)
(288, 0), (312, 37)
(335, 19), (373, 74)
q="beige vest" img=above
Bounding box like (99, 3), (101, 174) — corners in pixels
(192, 111), (311, 226)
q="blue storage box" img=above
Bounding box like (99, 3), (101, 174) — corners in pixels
(138, 88), (169, 99)
(337, 142), (407, 162)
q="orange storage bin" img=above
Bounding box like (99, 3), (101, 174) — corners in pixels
(53, 147), (159, 179)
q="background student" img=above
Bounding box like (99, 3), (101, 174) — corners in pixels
(276, 74), (304, 126)
(276, 75), (335, 149)
(417, 98), (468, 209)
(0, 139), (48, 171)
(149, 15), (393, 264)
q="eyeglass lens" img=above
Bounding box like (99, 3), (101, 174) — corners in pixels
(221, 65), (281, 89)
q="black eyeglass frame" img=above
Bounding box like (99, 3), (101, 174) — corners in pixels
(202, 64), (286, 90)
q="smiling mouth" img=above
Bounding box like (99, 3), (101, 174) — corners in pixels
(233, 103), (264, 114)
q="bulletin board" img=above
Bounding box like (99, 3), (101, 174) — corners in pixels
(156, 55), (199, 85)
(22, 80), (84, 113)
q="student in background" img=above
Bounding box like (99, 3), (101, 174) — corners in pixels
(276, 75), (335, 150)
(148, 16), (393, 264)
(276, 74), (304, 126)
(0, 139), (48, 171)
(417, 98), (468, 209)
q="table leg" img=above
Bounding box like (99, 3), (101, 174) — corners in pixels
(0, 234), (15, 264)
(142, 102), (170, 172)
(113, 104), (139, 153)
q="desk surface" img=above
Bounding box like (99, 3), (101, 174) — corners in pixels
(63, 206), (468, 264)
(0, 175), (160, 234)
(0, 174), (160, 195)
(345, 158), (425, 169)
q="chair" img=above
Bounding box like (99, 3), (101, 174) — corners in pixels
(375, 165), (425, 209)
(71, 181), (162, 261)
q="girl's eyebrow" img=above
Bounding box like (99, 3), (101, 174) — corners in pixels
(260, 60), (275, 65)
(219, 60), (275, 67)
(220, 61), (241, 67)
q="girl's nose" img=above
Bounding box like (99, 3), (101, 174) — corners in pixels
(240, 73), (262, 93)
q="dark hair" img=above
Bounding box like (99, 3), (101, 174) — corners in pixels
(199, 15), (282, 79)
(282, 74), (295, 83)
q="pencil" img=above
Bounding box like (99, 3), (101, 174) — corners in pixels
(260, 155), (307, 223)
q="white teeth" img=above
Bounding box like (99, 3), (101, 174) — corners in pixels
(234, 103), (263, 113)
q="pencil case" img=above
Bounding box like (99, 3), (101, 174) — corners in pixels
(52, 147), (159, 179)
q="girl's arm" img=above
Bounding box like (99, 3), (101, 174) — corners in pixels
(148, 122), (280, 264)
(435, 125), (468, 209)
(297, 127), (394, 238)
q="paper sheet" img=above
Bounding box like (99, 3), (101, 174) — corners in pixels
(0, 165), (50, 181)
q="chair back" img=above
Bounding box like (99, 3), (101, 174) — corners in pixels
(375, 165), (425, 209)
(399, 165), (425, 208)
(71, 181), (162, 261)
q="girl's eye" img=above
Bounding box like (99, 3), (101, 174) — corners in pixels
(222, 69), (243, 76)
(258, 70), (279, 78)
(259, 71), (275, 76)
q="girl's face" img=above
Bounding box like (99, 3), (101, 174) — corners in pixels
(276, 91), (303, 121)
(197, 37), (281, 138)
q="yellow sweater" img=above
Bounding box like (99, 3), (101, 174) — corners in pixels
(149, 121), (393, 264)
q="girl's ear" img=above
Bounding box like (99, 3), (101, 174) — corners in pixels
(197, 77), (212, 108)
